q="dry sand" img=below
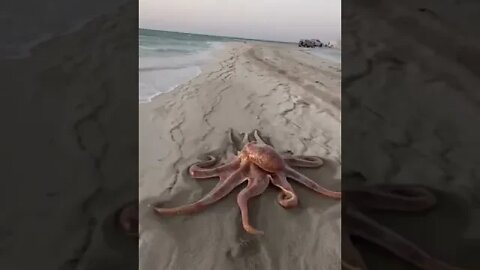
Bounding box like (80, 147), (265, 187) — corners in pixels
(139, 43), (342, 270)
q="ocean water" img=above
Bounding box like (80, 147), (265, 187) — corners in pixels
(139, 29), (341, 102)
(139, 29), (235, 103)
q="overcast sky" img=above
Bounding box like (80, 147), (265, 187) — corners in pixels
(140, 0), (340, 42)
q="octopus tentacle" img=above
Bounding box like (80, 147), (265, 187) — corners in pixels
(189, 156), (241, 179)
(342, 231), (368, 270)
(252, 129), (269, 145)
(154, 164), (248, 216)
(346, 208), (461, 270)
(283, 155), (324, 168)
(346, 184), (436, 212)
(269, 173), (298, 208)
(285, 166), (341, 199)
(241, 132), (250, 146)
(237, 168), (270, 235)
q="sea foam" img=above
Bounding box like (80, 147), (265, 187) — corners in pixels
(139, 29), (228, 103)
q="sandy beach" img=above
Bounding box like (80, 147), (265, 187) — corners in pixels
(139, 43), (341, 270)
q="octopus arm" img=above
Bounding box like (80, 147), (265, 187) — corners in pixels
(342, 230), (368, 270)
(269, 173), (298, 208)
(282, 155), (324, 168)
(189, 156), (241, 179)
(236, 172), (270, 235)
(285, 166), (341, 199)
(346, 208), (461, 270)
(154, 164), (248, 216)
(345, 184), (436, 212)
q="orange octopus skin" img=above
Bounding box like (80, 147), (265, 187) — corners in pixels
(242, 142), (286, 172)
(153, 141), (341, 235)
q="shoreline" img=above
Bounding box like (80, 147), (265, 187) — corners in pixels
(139, 41), (236, 103)
(140, 42), (341, 104)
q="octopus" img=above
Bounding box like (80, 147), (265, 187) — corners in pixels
(343, 183), (465, 270)
(152, 129), (341, 235)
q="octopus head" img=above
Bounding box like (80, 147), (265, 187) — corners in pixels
(241, 142), (285, 173)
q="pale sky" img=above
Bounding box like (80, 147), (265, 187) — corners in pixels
(139, 0), (340, 42)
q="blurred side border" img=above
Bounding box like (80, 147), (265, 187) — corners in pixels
(342, 0), (480, 269)
(0, 1), (139, 269)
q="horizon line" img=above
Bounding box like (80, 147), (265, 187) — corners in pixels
(139, 27), (320, 44)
